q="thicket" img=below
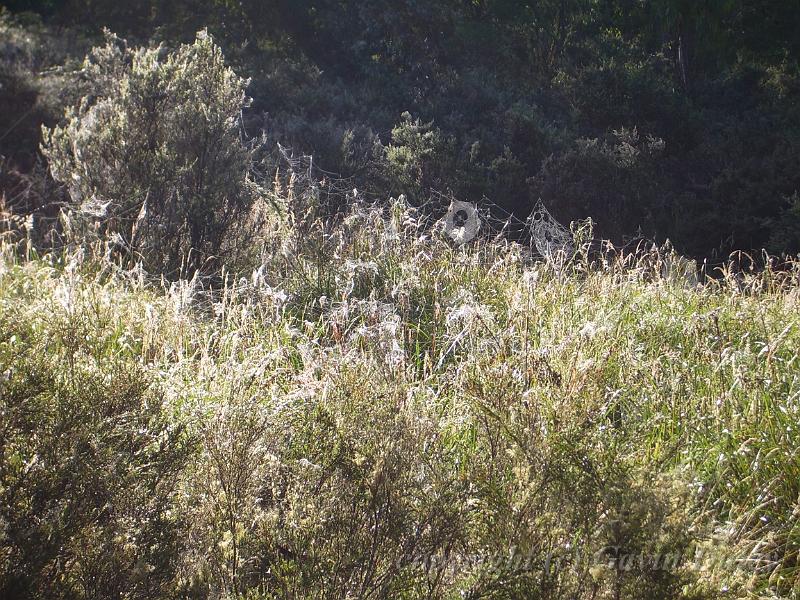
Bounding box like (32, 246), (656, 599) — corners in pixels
(2, 1), (800, 259)
(2, 197), (800, 598)
(41, 30), (263, 276)
(1, 7), (800, 599)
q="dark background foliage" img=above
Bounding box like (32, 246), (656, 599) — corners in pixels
(2, 0), (800, 259)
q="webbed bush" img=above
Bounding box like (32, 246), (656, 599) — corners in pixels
(42, 30), (262, 277)
(0, 264), (195, 599)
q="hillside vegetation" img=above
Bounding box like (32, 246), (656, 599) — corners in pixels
(2, 198), (800, 598)
(2, 10), (800, 600)
(2, 1), (800, 258)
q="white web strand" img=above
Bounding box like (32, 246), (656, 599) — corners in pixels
(275, 146), (577, 263)
(276, 143), (364, 211)
(443, 199), (480, 244)
(529, 200), (574, 266)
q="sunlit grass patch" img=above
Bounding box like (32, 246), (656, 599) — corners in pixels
(1, 205), (799, 598)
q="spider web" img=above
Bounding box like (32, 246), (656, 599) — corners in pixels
(428, 190), (530, 241)
(276, 143), (365, 210)
(274, 145), (576, 262)
(528, 200), (574, 265)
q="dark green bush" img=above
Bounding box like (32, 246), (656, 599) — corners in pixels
(385, 112), (454, 204)
(532, 127), (668, 243)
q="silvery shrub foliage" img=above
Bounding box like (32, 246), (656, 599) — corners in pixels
(43, 30), (261, 276)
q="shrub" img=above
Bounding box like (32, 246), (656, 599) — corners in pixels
(42, 30), (262, 277)
(385, 112), (454, 203)
(6, 194), (800, 597)
(532, 127), (667, 243)
(0, 11), (73, 171)
(0, 260), (195, 599)
(769, 192), (800, 255)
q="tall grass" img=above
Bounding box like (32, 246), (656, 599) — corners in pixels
(1, 199), (799, 598)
